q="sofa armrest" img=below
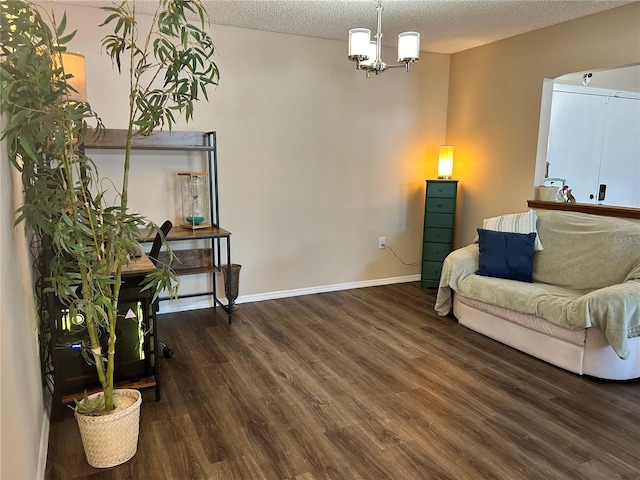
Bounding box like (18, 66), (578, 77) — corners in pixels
(574, 279), (640, 360)
(435, 244), (479, 316)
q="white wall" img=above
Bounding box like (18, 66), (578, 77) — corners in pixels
(0, 137), (46, 478)
(45, 2), (450, 303)
(447, 2), (640, 246)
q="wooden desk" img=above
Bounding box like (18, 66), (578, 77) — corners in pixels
(140, 225), (233, 323)
(122, 251), (156, 276)
(44, 252), (155, 281)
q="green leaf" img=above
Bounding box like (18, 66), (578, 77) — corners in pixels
(73, 390), (104, 416)
(57, 31), (77, 44)
(18, 136), (38, 162)
(56, 12), (68, 36)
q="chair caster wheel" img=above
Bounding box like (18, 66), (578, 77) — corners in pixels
(163, 345), (173, 358)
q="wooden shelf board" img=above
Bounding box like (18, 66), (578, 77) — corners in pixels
(166, 226), (231, 240)
(172, 266), (220, 276)
(156, 248), (219, 275)
(139, 225), (231, 242)
(527, 200), (640, 219)
(61, 376), (156, 404)
(84, 129), (214, 152)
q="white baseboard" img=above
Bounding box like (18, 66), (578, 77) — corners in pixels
(235, 274), (421, 304)
(158, 297), (214, 314)
(158, 274), (420, 314)
(37, 391), (52, 480)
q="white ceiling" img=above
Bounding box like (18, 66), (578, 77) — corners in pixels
(53, 0), (634, 54)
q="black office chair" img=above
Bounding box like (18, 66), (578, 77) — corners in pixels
(148, 220), (173, 266)
(149, 220), (174, 359)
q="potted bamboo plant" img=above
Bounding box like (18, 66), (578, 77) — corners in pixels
(0, 0), (219, 468)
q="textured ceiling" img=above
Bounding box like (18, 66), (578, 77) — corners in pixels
(51, 0), (634, 54)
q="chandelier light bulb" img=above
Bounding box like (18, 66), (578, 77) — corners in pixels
(398, 32), (420, 62)
(361, 41), (378, 67)
(348, 28), (371, 59)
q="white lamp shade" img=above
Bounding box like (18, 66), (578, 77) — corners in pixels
(398, 31), (420, 62)
(438, 145), (454, 179)
(60, 52), (87, 102)
(348, 28), (371, 58)
(360, 41), (377, 67)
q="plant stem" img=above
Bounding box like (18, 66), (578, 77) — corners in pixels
(81, 267), (108, 389)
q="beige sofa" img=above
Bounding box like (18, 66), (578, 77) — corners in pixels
(435, 209), (640, 380)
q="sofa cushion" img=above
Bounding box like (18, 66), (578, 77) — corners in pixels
(456, 272), (586, 332)
(477, 229), (536, 282)
(482, 209), (543, 251)
(533, 210), (640, 291)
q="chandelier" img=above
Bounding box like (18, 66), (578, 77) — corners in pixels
(348, 0), (420, 77)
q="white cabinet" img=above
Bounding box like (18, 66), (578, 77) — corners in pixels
(546, 86), (640, 207)
(598, 97), (640, 207)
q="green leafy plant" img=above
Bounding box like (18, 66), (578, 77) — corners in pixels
(73, 390), (106, 416)
(0, 0), (219, 412)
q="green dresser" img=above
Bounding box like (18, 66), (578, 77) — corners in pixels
(421, 180), (458, 288)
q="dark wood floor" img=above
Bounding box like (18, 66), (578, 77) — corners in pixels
(45, 282), (640, 480)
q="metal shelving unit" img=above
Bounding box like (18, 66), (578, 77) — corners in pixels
(85, 130), (234, 324)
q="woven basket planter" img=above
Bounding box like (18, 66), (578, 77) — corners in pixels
(75, 389), (142, 468)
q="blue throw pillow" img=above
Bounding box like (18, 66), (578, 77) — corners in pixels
(476, 228), (536, 282)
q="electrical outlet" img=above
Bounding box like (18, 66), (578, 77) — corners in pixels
(378, 237), (386, 249)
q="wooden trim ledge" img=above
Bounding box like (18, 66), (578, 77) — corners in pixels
(527, 200), (640, 220)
